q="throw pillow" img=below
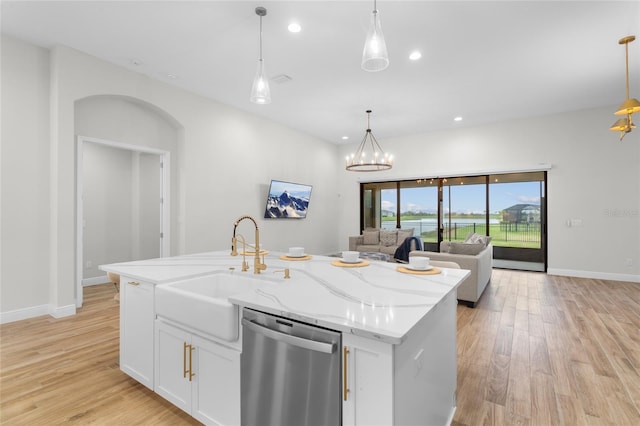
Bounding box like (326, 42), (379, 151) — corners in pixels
(396, 229), (414, 245)
(363, 230), (380, 245)
(380, 229), (398, 246)
(465, 232), (483, 244)
(464, 232), (477, 243)
(449, 242), (485, 255)
(476, 235), (492, 246)
(464, 232), (492, 246)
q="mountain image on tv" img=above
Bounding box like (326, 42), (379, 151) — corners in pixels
(264, 180), (312, 219)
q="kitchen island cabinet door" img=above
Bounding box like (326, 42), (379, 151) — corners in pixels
(191, 334), (241, 426)
(342, 334), (393, 426)
(154, 320), (191, 413)
(155, 320), (241, 425)
(120, 276), (155, 389)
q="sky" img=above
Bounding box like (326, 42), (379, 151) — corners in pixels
(381, 181), (542, 215)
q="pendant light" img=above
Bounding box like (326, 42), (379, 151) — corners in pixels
(361, 0), (389, 72)
(609, 35), (639, 140)
(250, 6), (271, 104)
(346, 110), (393, 171)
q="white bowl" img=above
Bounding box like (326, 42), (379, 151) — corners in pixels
(288, 247), (305, 257)
(342, 251), (360, 263)
(409, 256), (430, 270)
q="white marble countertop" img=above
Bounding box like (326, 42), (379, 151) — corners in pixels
(101, 251), (469, 344)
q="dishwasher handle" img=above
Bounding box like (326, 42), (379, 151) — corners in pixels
(242, 318), (336, 354)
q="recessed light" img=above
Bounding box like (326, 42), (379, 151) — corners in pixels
(454, 116), (463, 122)
(341, 136), (349, 140)
(409, 51), (422, 61)
(288, 22), (301, 33)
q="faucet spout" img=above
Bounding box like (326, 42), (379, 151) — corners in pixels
(231, 215), (267, 274)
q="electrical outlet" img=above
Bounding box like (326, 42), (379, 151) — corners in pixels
(86, 260), (93, 269)
(624, 258), (633, 267)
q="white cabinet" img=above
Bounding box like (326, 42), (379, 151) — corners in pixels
(342, 334), (393, 426)
(120, 276), (155, 389)
(342, 290), (458, 426)
(155, 320), (241, 426)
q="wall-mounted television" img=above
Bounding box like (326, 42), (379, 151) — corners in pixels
(264, 179), (312, 219)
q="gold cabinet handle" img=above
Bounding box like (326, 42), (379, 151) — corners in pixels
(127, 281), (140, 286)
(188, 344), (195, 382)
(343, 346), (350, 401)
(183, 342), (196, 381)
(183, 342), (189, 379)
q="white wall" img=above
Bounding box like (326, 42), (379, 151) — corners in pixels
(1, 35), (340, 321)
(337, 108), (640, 282)
(1, 37), (51, 318)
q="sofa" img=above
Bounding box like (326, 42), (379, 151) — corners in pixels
(348, 228), (415, 256)
(410, 235), (493, 308)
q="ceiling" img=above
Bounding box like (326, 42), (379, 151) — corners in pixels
(2, 1), (639, 144)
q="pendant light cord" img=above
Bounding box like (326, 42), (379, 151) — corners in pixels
(625, 41), (630, 100)
(259, 15), (263, 61)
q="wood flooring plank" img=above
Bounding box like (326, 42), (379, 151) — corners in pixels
(530, 372), (559, 425)
(492, 325), (514, 357)
(529, 335), (552, 376)
(476, 401), (507, 426)
(571, 361), (610, 420)
(556, 394), (588, 426)
(527, 313), (545, 338)
(506, 358), (532, 419)
(485, 353), (510, 406)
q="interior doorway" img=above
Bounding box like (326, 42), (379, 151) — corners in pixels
(75, 136), (170, 307)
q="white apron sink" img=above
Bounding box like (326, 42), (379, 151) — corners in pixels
(155, 271), (265, 341)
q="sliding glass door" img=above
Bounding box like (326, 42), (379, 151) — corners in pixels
(488, 172), (545, 266)
(399, 180), (439, 251)
(359, 171), (547, 271)
(441, 176), (487, 242)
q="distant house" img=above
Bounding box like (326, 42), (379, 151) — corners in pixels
(502, 204), (540, 224)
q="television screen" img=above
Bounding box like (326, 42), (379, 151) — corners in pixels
(264, 180), (312, 219)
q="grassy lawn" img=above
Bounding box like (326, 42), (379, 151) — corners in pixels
(384, 217), (541, 249)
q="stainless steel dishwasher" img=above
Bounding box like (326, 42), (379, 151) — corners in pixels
(241, 307), (342, 426)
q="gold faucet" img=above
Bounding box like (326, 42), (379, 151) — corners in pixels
(231, 215), (267, 274)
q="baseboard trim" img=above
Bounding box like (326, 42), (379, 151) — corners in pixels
(547, 268), (640, 283)
(0, 304), (50, 324)
(0, 303), (77, 324)
(49, 304), (77, 319)
(83, 275), (110, 287)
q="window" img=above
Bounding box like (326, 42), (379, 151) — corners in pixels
(360, 171), (547, 270)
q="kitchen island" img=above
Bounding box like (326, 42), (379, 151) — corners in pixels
(101, 250), (469, 426)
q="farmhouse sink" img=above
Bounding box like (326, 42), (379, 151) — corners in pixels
(155, 271), (265, 341)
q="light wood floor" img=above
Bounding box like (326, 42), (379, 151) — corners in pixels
(1, 270), (639, 425)
(453, 269), (640, 426)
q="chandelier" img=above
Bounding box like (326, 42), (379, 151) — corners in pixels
(346, 110), (393, 172)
